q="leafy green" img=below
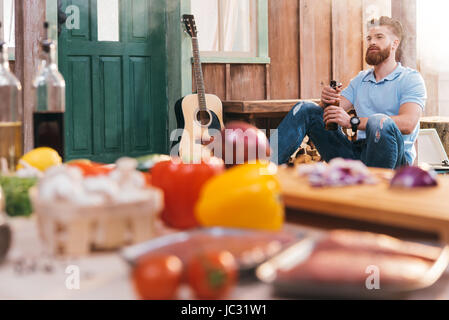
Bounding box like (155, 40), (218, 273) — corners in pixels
(0, 176), (37, 217)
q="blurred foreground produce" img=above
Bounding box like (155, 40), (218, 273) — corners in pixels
(123, 228), (297, 272)
(0, 187), (12, 263)
(297, 158), (377, 187)
(67, 160), (114, 177)
(151, 158), (224, 229)
(16, 147), (62, 172)
(132, 254), (183, 300)
(124, 228), (298, 299)
(0, 176), (37, 217)
(188, 250), (237, 300)
(135, 154), (171, 172)
(31, 157), (163, 256)
(195, 162), (284, 231)
(221, 121), (271, 168)
(390, 166), (438, 188)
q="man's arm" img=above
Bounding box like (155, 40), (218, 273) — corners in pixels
(324, 99), (422, 133)
(339, 96), (354, 112)
(356, 102), (422, 134)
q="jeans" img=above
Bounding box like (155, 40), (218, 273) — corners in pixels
(270, 101), (408, 169)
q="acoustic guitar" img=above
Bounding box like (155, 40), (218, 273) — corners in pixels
(174, 14), (224, 160)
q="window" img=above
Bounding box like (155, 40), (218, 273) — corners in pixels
(190, 0), (269, 64)
(0, 0), (15, 60)
(97, 0), (120, 42)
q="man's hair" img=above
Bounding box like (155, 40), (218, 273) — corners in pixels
(368, 16), (404, 62)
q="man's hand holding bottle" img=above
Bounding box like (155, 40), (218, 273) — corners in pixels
(320, 82), (351, 130)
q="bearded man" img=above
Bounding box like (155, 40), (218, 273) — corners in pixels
(271, 16), (427, 169)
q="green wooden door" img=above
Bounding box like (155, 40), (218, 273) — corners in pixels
(58, 0), (168, 163)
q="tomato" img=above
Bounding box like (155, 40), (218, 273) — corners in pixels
(187, 250), (238, 300)
(67, 161), (114, 177)
(132, 254), (183, 300)
(142, 172), (152, 186)
(151, 158), (224, 229)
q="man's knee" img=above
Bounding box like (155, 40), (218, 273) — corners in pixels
(366, 114), (396, 131)
(291, 101), (322, 117)
(366, 114), (397, 142)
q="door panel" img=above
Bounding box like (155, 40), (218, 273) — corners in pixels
(130, 57), (151, 151)
(100, 56), (123, 152)
(67, 56), (93, 154)
(130, 0), (149, 41)
(59, 0), (168, 162)
(69, 0), (91, 40)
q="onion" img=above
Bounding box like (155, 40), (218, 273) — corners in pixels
(297, 158), (377, 187)
(221, 121), (271, 168)
(390, 166), (438, 188)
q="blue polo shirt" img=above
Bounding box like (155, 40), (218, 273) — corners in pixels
(341, 63), (427, 165)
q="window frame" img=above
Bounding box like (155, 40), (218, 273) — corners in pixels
(190, 0), (270, 64)
(0, 0), (15, 60)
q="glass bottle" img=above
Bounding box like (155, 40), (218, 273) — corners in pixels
(33, 22), (66, 160)
(0, 38), (23, 173)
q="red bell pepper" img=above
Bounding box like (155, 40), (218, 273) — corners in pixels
(151, 158), (224, 229)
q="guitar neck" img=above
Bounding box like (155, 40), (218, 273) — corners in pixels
(192, 37), (207, 111)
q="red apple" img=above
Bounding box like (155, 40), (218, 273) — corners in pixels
(221, 121), (271, 167)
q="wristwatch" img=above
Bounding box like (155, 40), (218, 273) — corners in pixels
(350, 116), (360, 133)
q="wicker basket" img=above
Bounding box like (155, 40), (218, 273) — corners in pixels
(29, 187), (163, 256)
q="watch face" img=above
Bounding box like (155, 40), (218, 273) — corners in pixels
(350, 117), (360, 126)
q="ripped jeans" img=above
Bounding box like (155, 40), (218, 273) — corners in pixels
(270, 101), (408, 169)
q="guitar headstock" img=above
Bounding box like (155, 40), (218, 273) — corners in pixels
(182, 14), (198, 38)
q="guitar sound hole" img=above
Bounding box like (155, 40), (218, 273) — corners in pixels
(196, 110), (212, 127)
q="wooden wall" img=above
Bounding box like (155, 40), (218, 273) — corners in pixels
(195, 0), (394, 102)
(14, 0), (46, 153)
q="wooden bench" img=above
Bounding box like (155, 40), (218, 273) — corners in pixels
(223, 99), (321, 140)
(223, 99), (321, 126)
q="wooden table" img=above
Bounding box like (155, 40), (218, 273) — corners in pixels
(2, 214), (449, 300)
(2, 166), (449, 300)
(0, 217), (272, 300)
(278, 166), (449, 243)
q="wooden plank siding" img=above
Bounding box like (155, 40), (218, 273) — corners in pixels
(299, 0), (332, 99)
(392, 0), (417, 69)
(268, 0), (300, 99)
(331, 0), (364, 89)
(14, 0), (46, 152)
(196, 0), (404, 104)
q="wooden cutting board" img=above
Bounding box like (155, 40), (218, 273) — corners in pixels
(277, 166), (449, 242)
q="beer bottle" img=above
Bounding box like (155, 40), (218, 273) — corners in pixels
(325, 80), (340, 131)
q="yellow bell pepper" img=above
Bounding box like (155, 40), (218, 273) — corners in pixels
(195, 162), (284, 231)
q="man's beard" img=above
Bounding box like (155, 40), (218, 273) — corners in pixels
(365, 44), (391, 66)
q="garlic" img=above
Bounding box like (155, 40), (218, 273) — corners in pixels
(37, 157), (159, 207)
